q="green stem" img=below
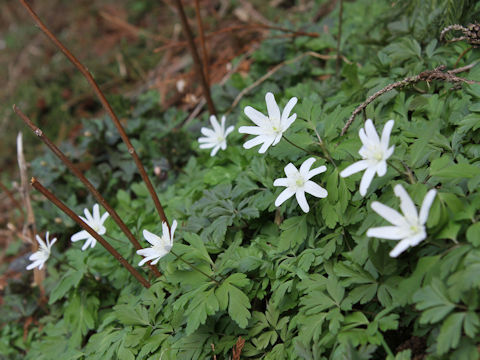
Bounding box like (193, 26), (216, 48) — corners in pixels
(380, 335), (394, 358)
(171, 250), (220, 285)
(388, 160), (415, 184)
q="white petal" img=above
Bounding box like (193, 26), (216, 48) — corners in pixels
(258, 137), (275, 153)
(394, 184), (418, 220)
(307, 165), (327, 180)
(275, 188), (295, 206)
(304, 181), (328, 198)
(340, 160), (370, 178)
(209, 115), (222, 134)
(225, 125), (235, 137)
(81, 237), (95, 251)
(364, 119), (380, 144)
(265, 92), (281, 121)
(359, 128), (371, 147)
(385, 146), (395, 159)
(100, 211), (109, 224)
(244, 106), (269, 127)
(210, 145), (221, 156)
(406, 232), (426, 246)
(83, 208), (93, 223)
(243, 136), (266, 149)
(359, 166), (376, 196)
(284, 163), (298, 178)
(295, 190), (310, 213)
(273, 178), (289, 187)
(162, 221), (169, 242)
(376, 160), (387, 177)
(199, 142), (215, 149)
(299, 158), (316, 178)
(282, 114), (296, 131)
(71, 230), (89, 242)
(35, 234), (47, 249)
(48, 237), (57, 248)
(93, 204), (100, 221)
(143, 229), (160, 246)
(366, 226), (411, 240)
(381, 120), (395, 150)
(389, 239), (412, 258)
(419, 189), (437, 225)
(281, 97), (298, 124)
(201, 127), (216, 137)
(272, 133), (283, 146)
(238, 126), (267, 135)
(170, 220), (178, 244)
(371, 201), (408, 227)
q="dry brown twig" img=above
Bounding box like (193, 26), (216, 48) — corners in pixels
(18, 0), (170, 229)
(341, 64), (480, 135)
(31, 178), (151, 289)
(194, 0), (210, 87)
(13, 105), (163, 278)
(0, 180), (23, 214)
(440, 23), (480, 46)
(232, 336), (245, 360)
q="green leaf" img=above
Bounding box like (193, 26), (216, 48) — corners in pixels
(437, 313), (465, 355)
(49, 268), (85, 304)
(413, 278), (455, 324)
(182, 232), (213, 265)
(466, 222), (480, 247)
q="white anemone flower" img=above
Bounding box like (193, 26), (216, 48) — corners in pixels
(239, 92), (298, 153)
(198, 115), (235, 156)
(340, 119), (395, 196)
(26, 232), (57, 270)
(137, 220), (177, 266)
(367, 184), (437, 257)
(273, 157), (328, 213)
(71, 204), (109, 251)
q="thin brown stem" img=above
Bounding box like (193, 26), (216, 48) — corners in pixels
(194, 0), (210, 87)
(18, 0), (169, 229)
(0, 180), (23, 214)
(342, 64), (479, 135)
(172, 0), (216, 115)
(13, 105), (162, 278)
(31, 177), (150, 289)
(336, 0), (343, 75)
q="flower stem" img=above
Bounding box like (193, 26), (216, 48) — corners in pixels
(283, 136), (317, 157)
(170, 250), (220, 285)
(389, 160), (416, 184)
(380, 335), (394, 358)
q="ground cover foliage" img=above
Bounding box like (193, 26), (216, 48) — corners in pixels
(2, 0), (480, 359)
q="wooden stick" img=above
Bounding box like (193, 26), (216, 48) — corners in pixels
(31, 177), (150, 289)
(13, 105), (162, 278)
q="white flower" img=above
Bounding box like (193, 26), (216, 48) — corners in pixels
(340, 119), (395, 196)
(71, 204), (109, 251)
(137, 220), (177, 266)
(27, 232), (56, 270)
(273, 157), (328, 213)
(239, 92), (297, 153)
(198, 115), (235, 156)
(367, 184), (437, 257)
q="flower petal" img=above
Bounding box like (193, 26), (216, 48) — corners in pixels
(307, 165), (327, 180)
(394, 184), (418, 220)
(381, 120), (395, 150)
(209, 115), (222, 134)
(295, 190), (310, 213)
(376, 160), (387, 177)
(273, 178), (289, 187)
(389, 239), (412, 258)
(93, 204), (100, 221)
(143, 229), (160, 246)
(364, 119), (380, 144)
(265, 92), (281, 121)
(71, 230), (90, 242)
(366, 226), (411, 240)
(371, 201), (408, 227)
(258, 137), (275, 153)
(238, 126), (267, 135)
(340, 160), (370, 178)
(281, 97), (298, 124)
(199, 142), (215, 149)
(201, 127), (216, 137)
(83, 208), (93, 223)
(359, 166), (376, 196)
(243, 136), (266, 149)
(284, 163), (298, 178)
(275, 188), (295, 206)
(225, 125), (235, 137)
(282, 114), (296, 132)
(419, 189), (437, 225)
(299, 158), (316, 178)
(100, 211), (109, 224)
(304, 181), (328, 198)
(210, 144), (221, 156)
(244, 106), (269, 127)
(170, 220), (178, 243)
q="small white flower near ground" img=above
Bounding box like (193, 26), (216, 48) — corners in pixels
(367, 184), (437, 257)
(198, 115), (235, 156)
(137, 220), (178, 266)
(340, 119), (395, 196)
(273, 157), (328, 213)
(71, 204), (109, 251)
(27, 232), (56, 270)
(239, 92), (297, 153)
